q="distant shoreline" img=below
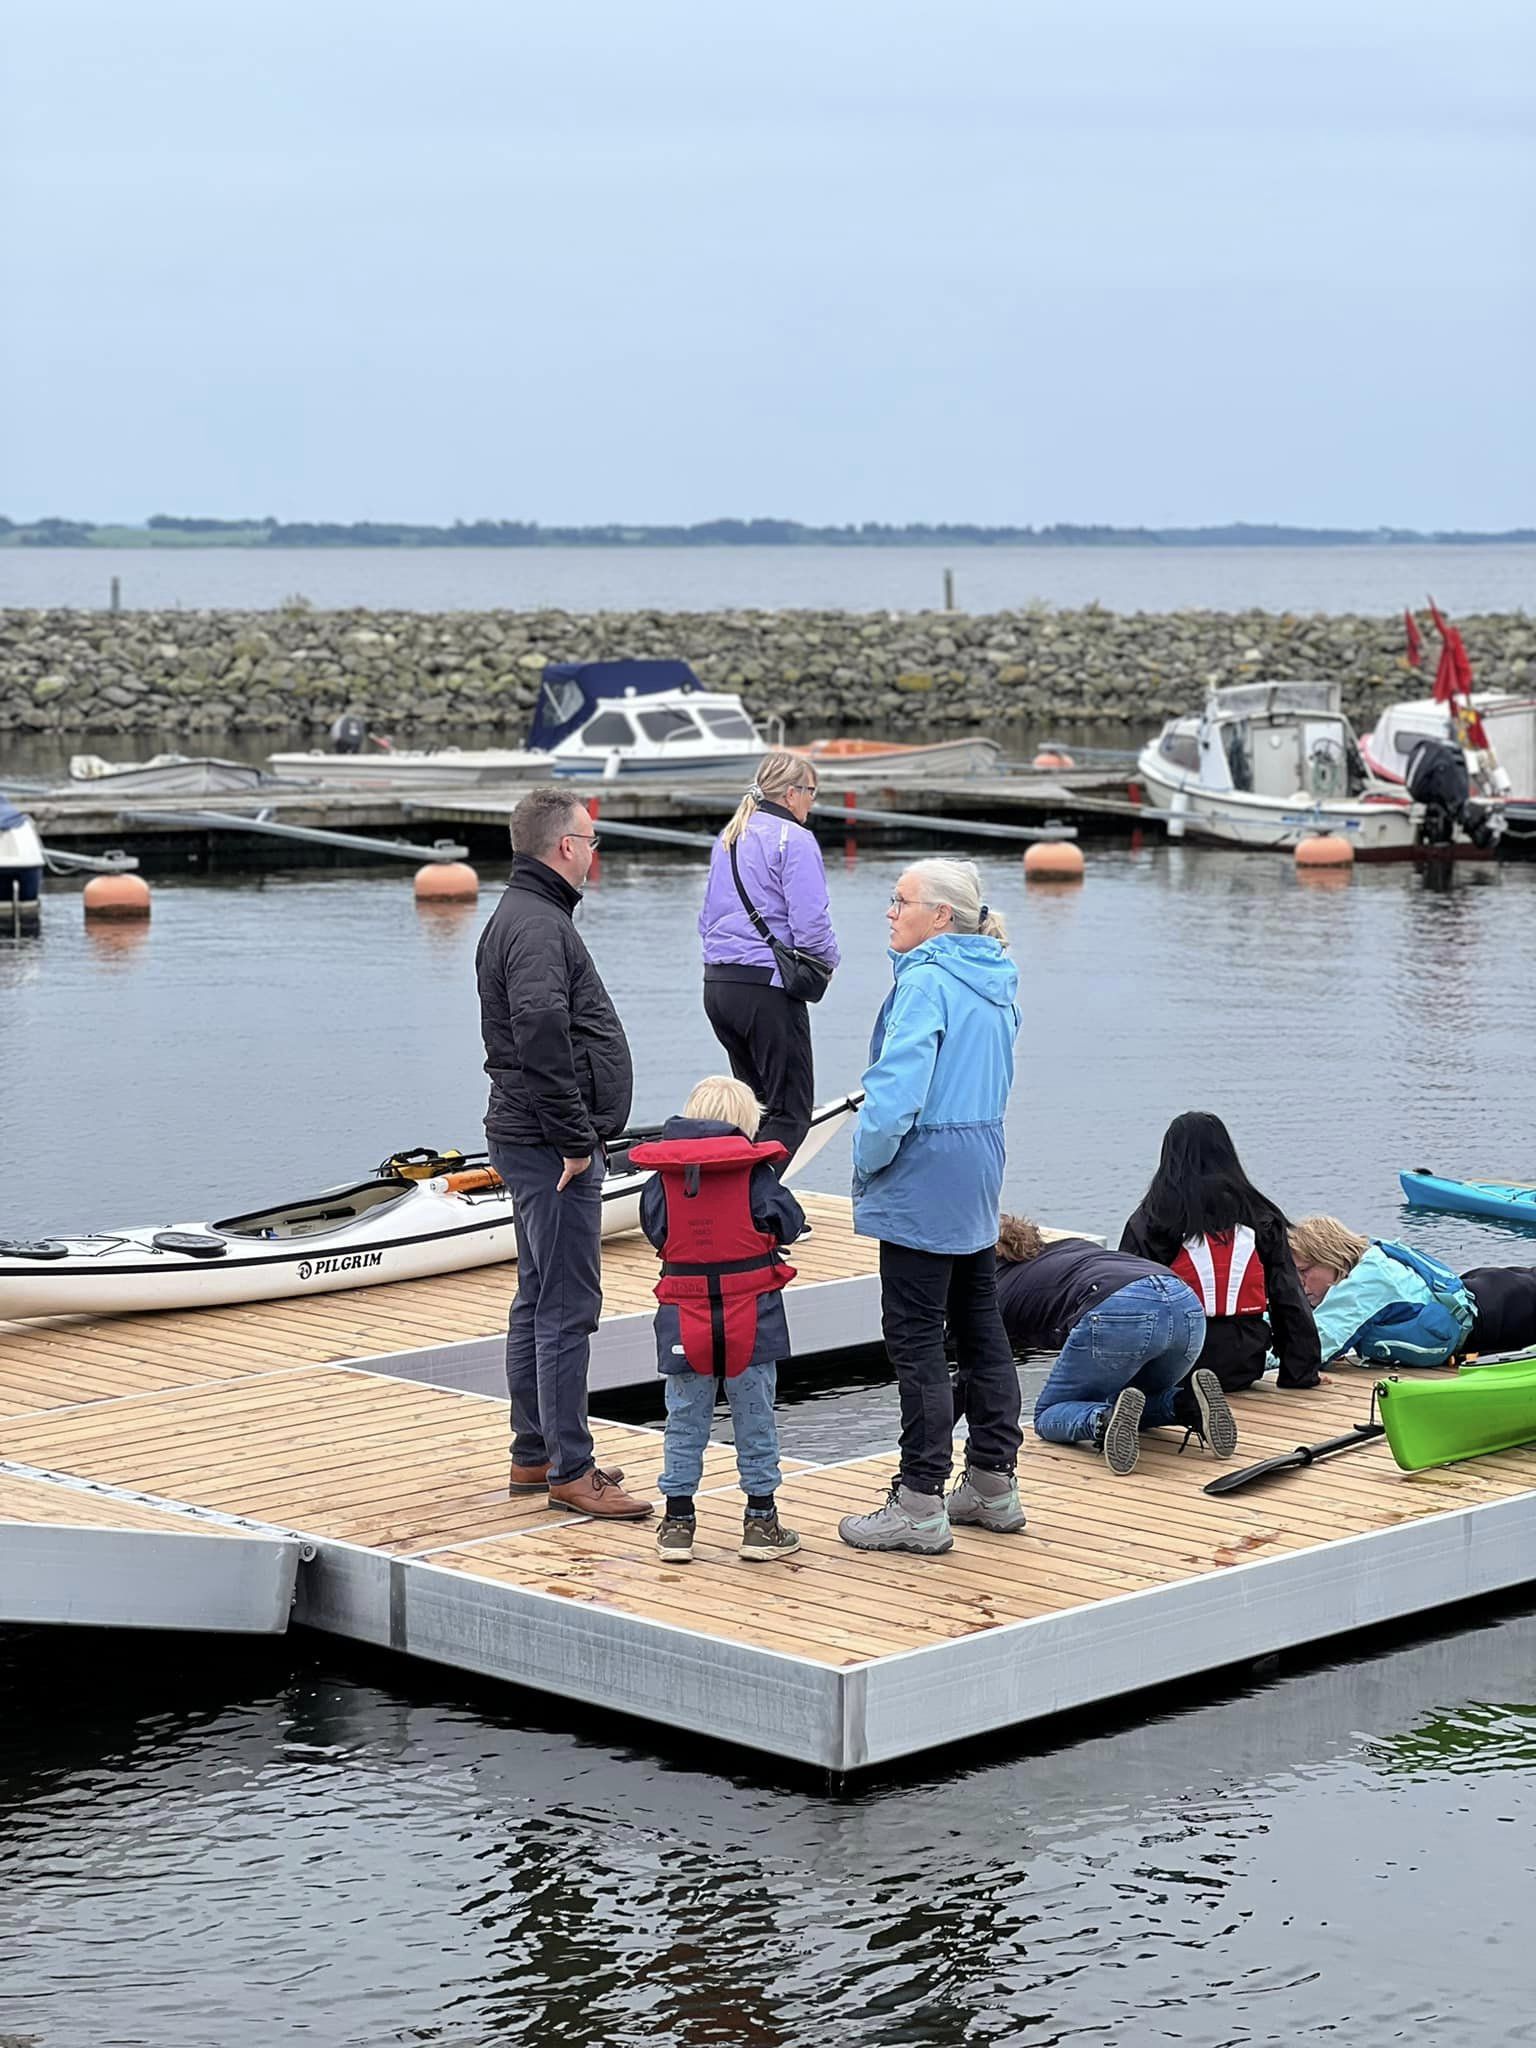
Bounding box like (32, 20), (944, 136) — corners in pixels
(5, 518), (1535, 552)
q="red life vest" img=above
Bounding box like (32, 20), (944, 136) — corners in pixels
(1171, 1226), (1267, 1318)
(627, 1134), (794, 1377)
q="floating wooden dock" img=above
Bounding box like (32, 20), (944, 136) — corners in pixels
(5, 1196), (1535, 1776)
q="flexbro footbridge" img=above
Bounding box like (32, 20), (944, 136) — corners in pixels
(5, 1196), (1536, 1778)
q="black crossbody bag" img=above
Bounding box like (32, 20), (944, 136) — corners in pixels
(728, 840), (833, 1004)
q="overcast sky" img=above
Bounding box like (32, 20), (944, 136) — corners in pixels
(6, 0), (1533, 528)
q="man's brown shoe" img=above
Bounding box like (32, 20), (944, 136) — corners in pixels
(508, 1459), (624, 1497)
(547, 1467), (655, 1520)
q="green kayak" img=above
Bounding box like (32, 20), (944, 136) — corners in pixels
(1378, 1354), (1536, 1471)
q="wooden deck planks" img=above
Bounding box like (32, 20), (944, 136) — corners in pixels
(0, 1192), (868, 1416)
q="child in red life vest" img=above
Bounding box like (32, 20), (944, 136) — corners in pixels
(630, 1076), (806, 1564)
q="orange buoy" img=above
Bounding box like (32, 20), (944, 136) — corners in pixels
(1032, 749), (1075, 770)
(82, 873), (152, 920)
(414, 861), (479, 901)
(1023, 840), (1085, 882)
(1294, 835), (1355, 870)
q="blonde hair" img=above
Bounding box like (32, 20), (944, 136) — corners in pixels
(721, 750), (817, 848)
(683, 1074), (763, 1137)
(1288, 1215), (1370, 1279)
(997, 1214), (1045, 1263)
(904, 857), (1010, 947)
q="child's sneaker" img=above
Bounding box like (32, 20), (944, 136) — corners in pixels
(1188, 1367), (1238, 1460)
(655, 1514), (695, 1563)
(740, 1509), (800, 1561)
(946, 1465), (1027, 1533)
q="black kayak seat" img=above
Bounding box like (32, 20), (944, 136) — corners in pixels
(151, 1230), (228, 1259)
(0, 1239), (70, 1261)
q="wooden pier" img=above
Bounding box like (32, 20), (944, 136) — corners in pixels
(5, 1196), (1536, 1776)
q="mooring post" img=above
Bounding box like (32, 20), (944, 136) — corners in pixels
(943, 567), (955, 611)
(109, 576), (122, 613)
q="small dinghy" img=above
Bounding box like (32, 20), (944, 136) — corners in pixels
(0, 1095), (860, 1321)
(1400, 1168), (1536, 1229)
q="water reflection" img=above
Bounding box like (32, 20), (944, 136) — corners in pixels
(5, 1601), (1536, 2046)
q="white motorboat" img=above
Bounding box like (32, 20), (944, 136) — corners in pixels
(0, 1096), (860, 1322)
(62, 754), (283, 797)
(269, 660), (768, 787)
(1136, 680), (1431, 858)
(1361, 690), (1536, 839)
(0, 793), (44, 933)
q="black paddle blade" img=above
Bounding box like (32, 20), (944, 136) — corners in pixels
(1204, 1423), (1385, 1497)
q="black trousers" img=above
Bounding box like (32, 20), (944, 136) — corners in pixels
(702, 978), (815, 1167)
(880, 1242), (1023, 1495)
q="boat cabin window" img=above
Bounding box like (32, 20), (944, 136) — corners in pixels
(637, 706), (700, 743)
(581, 712), (635, 748)
(1159, 729), (1200, 773)
(699, 707), (756, 738)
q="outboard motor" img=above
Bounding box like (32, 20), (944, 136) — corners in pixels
(1405, 737), (1504, 851)
(329, 711), (368, 755)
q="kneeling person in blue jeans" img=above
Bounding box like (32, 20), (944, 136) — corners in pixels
(995, 1217), (1237, 1475)
(631, 1077), (806, 1562)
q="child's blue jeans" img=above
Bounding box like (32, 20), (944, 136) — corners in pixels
(659, 1362), (783, 1500)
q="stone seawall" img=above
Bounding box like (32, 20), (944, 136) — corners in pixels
(2, 606), (1531, 735)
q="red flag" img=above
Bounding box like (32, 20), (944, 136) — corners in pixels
(1403, 609), (1423, 667)
(1427, 597), (1487, 745)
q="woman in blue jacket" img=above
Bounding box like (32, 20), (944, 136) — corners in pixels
(839, 859), (1025, 1557)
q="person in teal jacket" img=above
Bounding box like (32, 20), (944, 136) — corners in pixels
(1288, 1214), (1475, 1366)
(840, 859), (1026, 1557)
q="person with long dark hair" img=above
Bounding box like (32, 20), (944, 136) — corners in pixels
(1119, 1110), (1321, 1396)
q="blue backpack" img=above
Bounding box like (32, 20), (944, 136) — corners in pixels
(1351, 1241), (1476, 1366)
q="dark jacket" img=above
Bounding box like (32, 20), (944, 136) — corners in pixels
(1464, 1266), (1536, 1356)
(639, 1116), (805, 1374)
(1118, 1202), (1321, 1391)
(995, 1238), (1177, 1353)
(476, 855), (633, 1154)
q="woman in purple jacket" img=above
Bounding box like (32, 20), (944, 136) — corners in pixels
(698, 750), (840, 1166)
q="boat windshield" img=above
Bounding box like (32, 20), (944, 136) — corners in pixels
(698, 706), (758, 739)
(637, 706), (701, 743)
(1211, 680), (1340, 720)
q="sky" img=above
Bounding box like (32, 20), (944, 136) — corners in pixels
(5, 0), (1534, 529)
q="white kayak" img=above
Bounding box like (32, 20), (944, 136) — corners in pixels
(0, 1097), (860, 1322)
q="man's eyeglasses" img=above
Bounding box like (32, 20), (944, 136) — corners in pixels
(564, 831), (601, 849)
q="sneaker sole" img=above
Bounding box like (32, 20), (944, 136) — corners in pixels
(1191, 1369), (1238, 1460)
(837, 1524), (954, 1556)
(1102, 1387), (1145, 1475)
(656, 1546), (695, 1564)
(739, 1535), (801, 1561)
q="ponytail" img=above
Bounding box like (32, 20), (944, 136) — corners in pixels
(721, 749), (816, 848)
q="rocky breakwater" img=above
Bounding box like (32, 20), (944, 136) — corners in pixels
(2, 605), (1532, 736)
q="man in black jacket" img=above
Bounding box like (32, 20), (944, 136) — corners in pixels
(476, 787), (652, 1520)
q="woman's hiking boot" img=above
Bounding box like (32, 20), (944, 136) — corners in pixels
(839, 1479), (953, 1555)
(1093, 1386), (1145, 1475)
(946, 1465), (1027, 1533)
(740, 1509), (801, 1561)
(655, 1513), (696, 1562)
(1187, 1368), (1238, 1459)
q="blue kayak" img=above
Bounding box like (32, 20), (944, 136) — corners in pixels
(1401, 1168), (1536, 1226)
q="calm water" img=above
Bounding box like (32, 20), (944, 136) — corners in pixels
(3, 541), (1535, 616)
(5, 846), (1536, 2045)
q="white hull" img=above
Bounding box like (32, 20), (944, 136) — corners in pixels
(1136, 750), (1421, 855)
(64, 756), (275, 798)
(266, 748), (547, 788)
(0, 1098), (858, 1322)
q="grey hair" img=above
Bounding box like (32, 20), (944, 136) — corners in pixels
(510, 785), (585, 858)
(904, 857), (1010, 947)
